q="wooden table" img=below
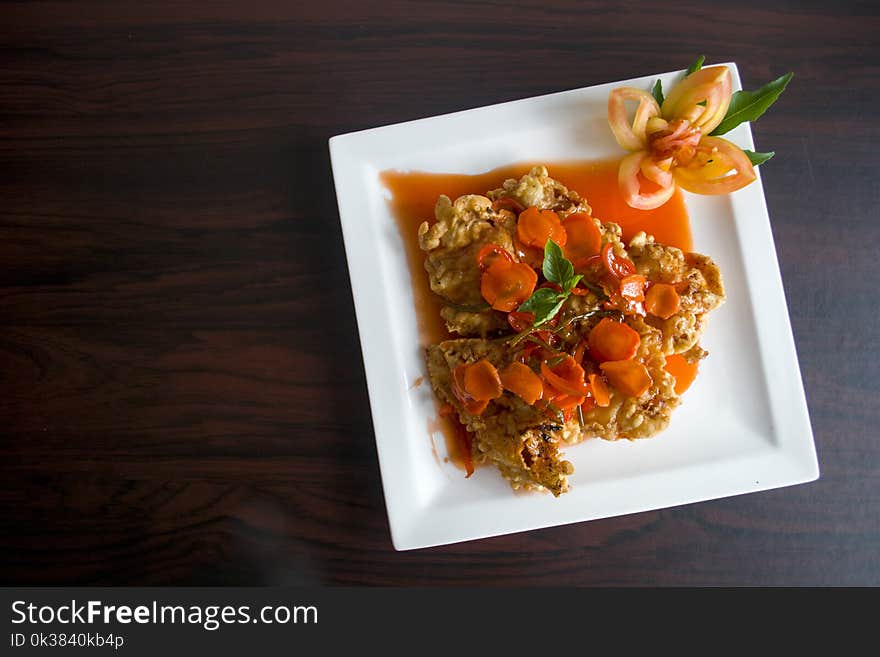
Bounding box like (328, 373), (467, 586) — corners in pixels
(2, 1), (877, 586)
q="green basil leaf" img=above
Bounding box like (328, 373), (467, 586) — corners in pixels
(743, 149), (775, 166)
(517, 288), (566, 326)
(542, 239), (574, 288)
(536, 296), (567, 327)
(651, 79), (664, 106)
(517, 287), (561, 313)
(686, 55), (705, 76)
(565, 273), (583, 294)
(710, 72), (793, 136)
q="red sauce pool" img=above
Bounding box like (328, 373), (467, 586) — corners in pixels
(381, 158), (694, 472)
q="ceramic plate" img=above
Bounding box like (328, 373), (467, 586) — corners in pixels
(329, 63), (818, 550)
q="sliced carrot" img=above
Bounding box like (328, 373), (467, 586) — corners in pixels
(664, 353), (699, 395)
(580, 396), (597, 413)
(588, 318), (641, 363)
(480, 260), (537, 312)
(619, 274), (646, 302)
(541, 379), (562, 401)
(451, 361), (501, 415)
(588, 373), (611, 407)
(540, 355), (589, 397)
(517, 206), (567, 249)
(499, 362), (543, 405)
(476, 243), (514, 272)
(601, 242), (636, 279)
(543, 375), (587, 403)
(600, 360), (653, 397)
(552, 393), (586, 410)
(646, 283), (681, 319)
(562, 213), (602, 263)
(450, 364), (490, 415)
(463, 359), (503, 401)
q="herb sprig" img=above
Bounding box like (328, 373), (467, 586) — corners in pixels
(710, 72), (793, 136)
(742, 149), (775, 166)
(685, 54), (706, 76)
(651, 79), (665, 106)
(516, 240), (581, 327)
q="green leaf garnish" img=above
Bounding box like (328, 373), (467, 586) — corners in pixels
(686, 55), (706, 76)
(743, 150), (775, 166)
(542, 240), (574, 290)
(517, 288), (567, 327)
(651, 79), (664, 106)
(517, 239), (582, 327)
(710, 72), (793, 136)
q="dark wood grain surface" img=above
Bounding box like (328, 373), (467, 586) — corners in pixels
(1, 0), (878, 586)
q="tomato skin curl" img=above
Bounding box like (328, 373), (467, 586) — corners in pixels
(619, 151), (676, 210)
(608, 64), (761, 209)
(661, 66), (732, 134)
(507, 311), (535, 333)
(608, 87), (661, 151)
(673, 136), (757, 195)
(476, 243), (514, 272)
(601, 242), (636, 279)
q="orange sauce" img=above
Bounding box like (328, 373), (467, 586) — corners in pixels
(427, 412), (474, 476)
(381, 158), (693, 472)
(541, 159), (692, 252)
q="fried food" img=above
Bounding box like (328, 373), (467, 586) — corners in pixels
(419, 167), (725, 495)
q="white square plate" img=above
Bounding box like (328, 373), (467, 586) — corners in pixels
(329, 63), (818, 550)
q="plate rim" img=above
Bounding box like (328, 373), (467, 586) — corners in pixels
(329, 63), (819, 550)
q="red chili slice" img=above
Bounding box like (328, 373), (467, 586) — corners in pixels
(602, 242), (636, 279)
(476, 243), (514, 272)
(507, 311), (535, 333)
(492, 197), (526, 214)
